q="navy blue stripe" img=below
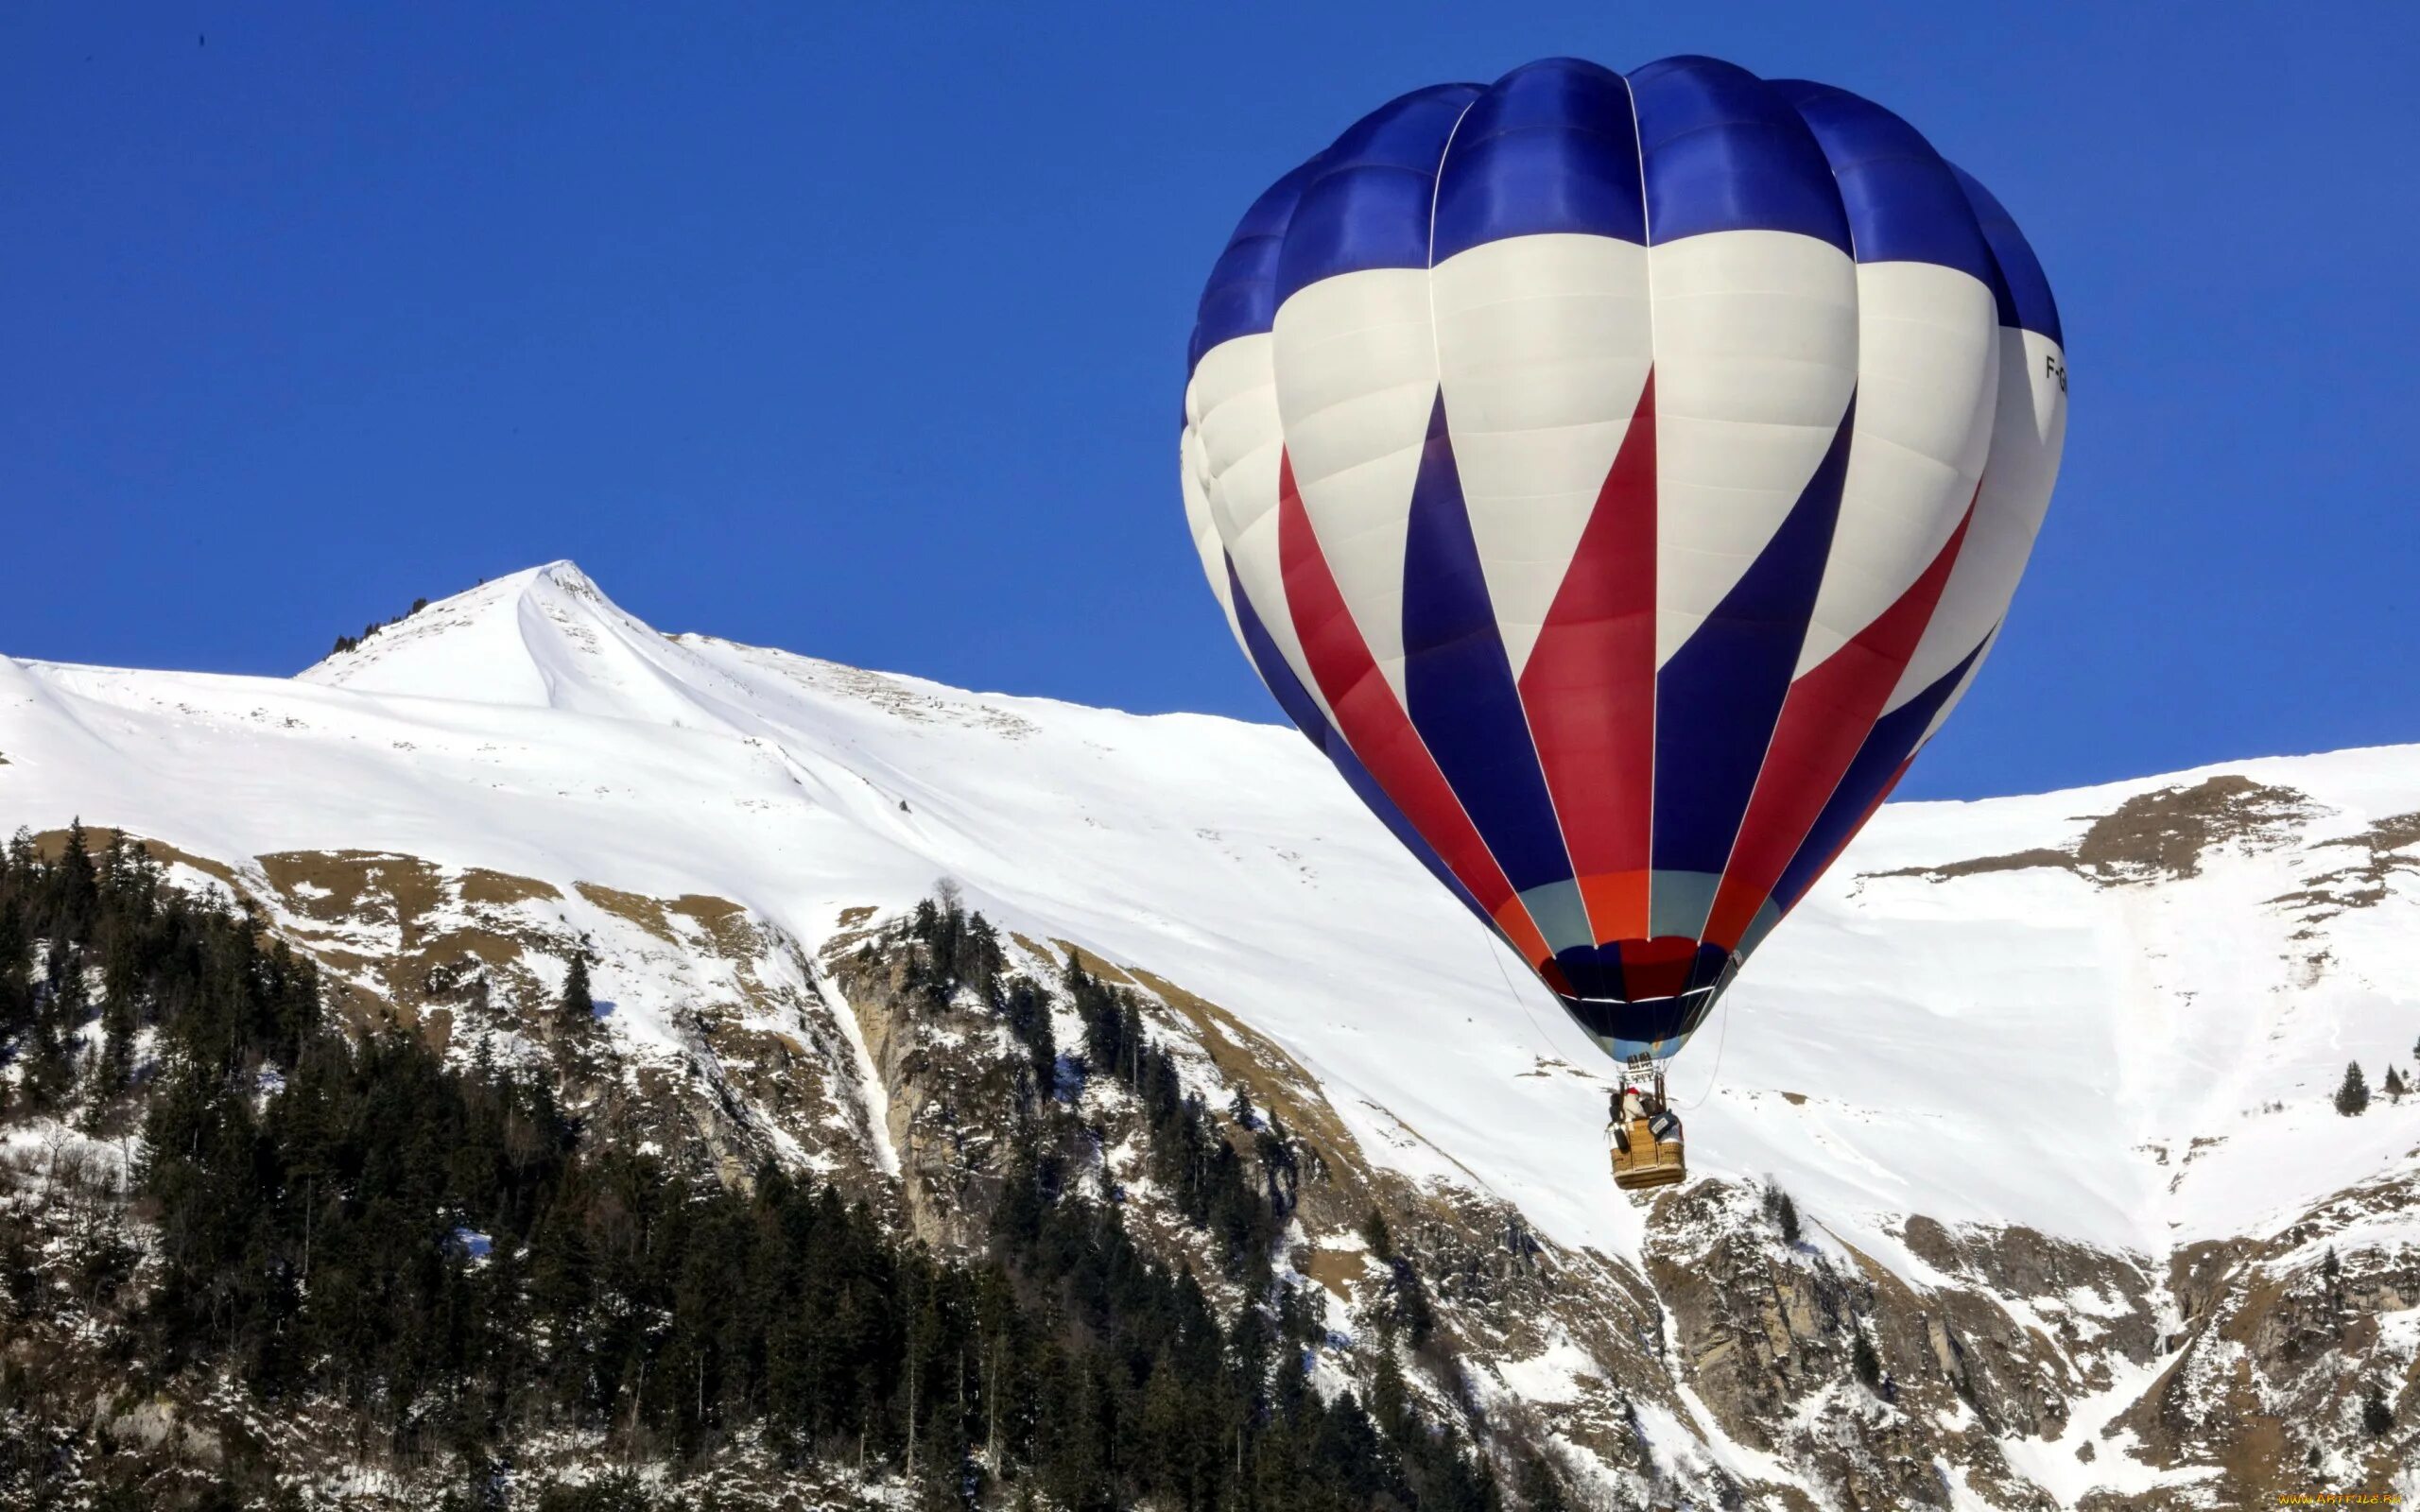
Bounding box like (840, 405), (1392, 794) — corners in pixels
(1550, 947), (1625, 1004)
(1399, 393), (1575, 895)
(1194, 59), (2045, 365)
(1615, 946), (1724, 1040)
(1772, 633), (1991, 913)
(1188, 162), (1318, 372)
(1952, 166), (2062, 345)
(1682, 943), (1731, 1015)
(1272, 84), (1479, 308)
(1651, 396), (1857, 875)
(1569, 944), (1730, 1042)
(1226, 555), (1332, 753)
(1776, 81), (1996, 284)
(1225, 556), (1487, 922)
(1567, 991), (1695, 1045)
(1432, 57), (1646, 262)
(1626, 56), (1851, 252)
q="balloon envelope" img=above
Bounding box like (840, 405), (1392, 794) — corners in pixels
(1180, 57), (2066, 1061)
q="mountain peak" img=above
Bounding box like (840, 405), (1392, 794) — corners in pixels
(295, 561), (697, 719)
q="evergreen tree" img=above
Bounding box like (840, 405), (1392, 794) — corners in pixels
(26, 937), (87, 1108)
(1515, 1452), (1569, 1512)
(0, 889), (29, 1057)
(88, 998), (134, 1116)
(1255, 1111), (1299, 1217)
(2364, 1381), (2395, 1436)
(91, 859), (142, 1110)
(2388, 1065), (2408, 1103)
(559, 951), (594, 1020)
(1764, 1183), (1802, 1245)
(1852, 1327), (1883, 1391)
(1361, 1206), (1395, 1263)
(1001, 979), (1055, 1090)
(2336, 1061), (2371, 1117)
(56, 817), (97, 929)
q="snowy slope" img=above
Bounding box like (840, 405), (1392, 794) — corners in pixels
(5, 561), (2417, 1286)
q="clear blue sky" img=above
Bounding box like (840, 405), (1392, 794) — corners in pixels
(5, 3), (2415, 800)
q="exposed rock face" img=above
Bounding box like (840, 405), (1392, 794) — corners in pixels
(1635, 1182), (2117, 1510)
(825, 938), (1026, 1248)
(763, 911), (2420, 1511)
(2269, 810), (2420, 927)
(1897, 1217), (2162, 1417)
(89, 1393), (222, 1469)
(2071, 777), (2320, 883)
(13, 826), (2420, 1506)
(1862, 776), (2321, 886)
(2103, 1177), (2420, 1507)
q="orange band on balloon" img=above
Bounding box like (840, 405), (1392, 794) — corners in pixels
(1576, 869), (1651, 941)
(1488, 897), (1554, 975)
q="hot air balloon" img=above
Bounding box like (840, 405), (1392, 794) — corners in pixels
(1178, 56), (2066, 1185)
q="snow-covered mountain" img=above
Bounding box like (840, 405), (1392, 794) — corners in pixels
(6, 561), (2415, 1506)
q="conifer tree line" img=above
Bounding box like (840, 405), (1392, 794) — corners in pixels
(0, 828), (1541, 1510)
(328, 594), (433, 657)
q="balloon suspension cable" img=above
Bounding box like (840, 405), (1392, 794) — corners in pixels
(1672, 972), (1739, 1111)
(1483, 929), (1564, 1060)
(1674, 996), (1732, 1112)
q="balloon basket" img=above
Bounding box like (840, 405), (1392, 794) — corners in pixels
(1609, 1055), (1687, 1191)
